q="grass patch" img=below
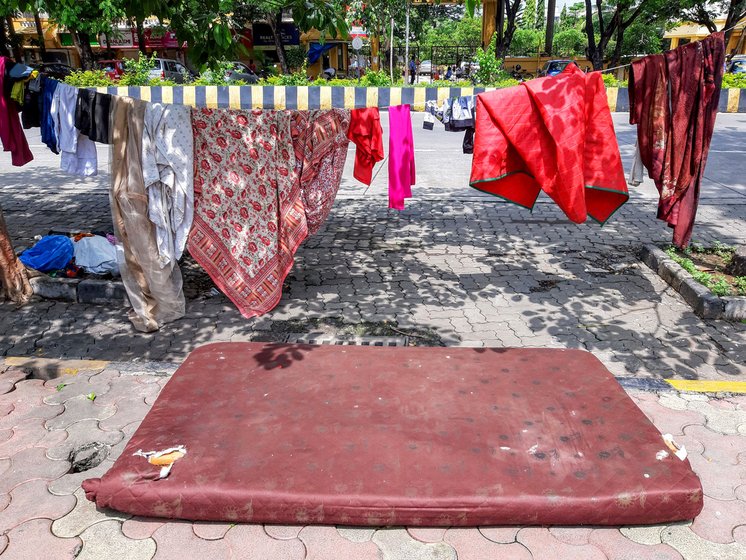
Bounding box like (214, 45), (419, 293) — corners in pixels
(666, 243), (746, 296)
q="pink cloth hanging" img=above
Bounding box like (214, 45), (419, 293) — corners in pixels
(387, 104), (415, 210)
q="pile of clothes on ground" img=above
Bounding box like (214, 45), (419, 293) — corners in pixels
(19, 232), (121, 278)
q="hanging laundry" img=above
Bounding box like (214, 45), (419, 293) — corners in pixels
(51, 82), (98, 176)
(40, 76), (59, 154)
(470, 64), (629, 225)
(291, 109), (350, 236)
(388, 104), (416, 210)
(629, 32), (725, 248)
(447, 96), (475, 131)
(21, 72), (42, 129)
(0, 57), (34, 166)
(462, 127), (474, 155)
(110, 96), (185, 332)
(188, 108), (307, 319)
(141, 103), (194, 267)
(347, 107), (384, 185)
(75, 89), (112, 144)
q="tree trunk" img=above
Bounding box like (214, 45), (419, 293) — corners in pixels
(72, 31), (95, 70)
(545, 0), (556, 55)
(5, 16), (23, 62)
(0, 18), (9, 58)
(267, 14), (289, 74)
(609, 24), (625, 69)
(0, 205), (32, 305)
(135, 18), (147, 56)
(584, 0), (604, 70)
(33, 10), (46, 59)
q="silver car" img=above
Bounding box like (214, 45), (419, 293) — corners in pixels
(148, 58), (193, 83)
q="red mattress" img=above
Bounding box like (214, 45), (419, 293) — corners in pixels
(83, 343), (703, 526)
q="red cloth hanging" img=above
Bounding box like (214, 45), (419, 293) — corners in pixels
(0, 57), (33, 167)
(347, 107), (384, 186)
(470, 65), (628, 225)
(629, 32), (725, 248)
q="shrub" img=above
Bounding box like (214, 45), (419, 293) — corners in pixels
(722, 73), (746, 88)
(285, 47), (307, 72)
(474, 34), (512, 86)
(64, 70), (113, 87)
(360, 70), (392, 87)
(119, 53), (159, 86)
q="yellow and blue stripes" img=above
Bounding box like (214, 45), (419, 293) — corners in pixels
(95, 86), (746, 113)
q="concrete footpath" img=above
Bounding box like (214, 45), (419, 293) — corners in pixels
(0, 358), (745, 559)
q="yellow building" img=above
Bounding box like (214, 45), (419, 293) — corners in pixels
(664, 17), (746, 56)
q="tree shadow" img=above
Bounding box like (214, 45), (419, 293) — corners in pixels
(0, 113), (744, 380)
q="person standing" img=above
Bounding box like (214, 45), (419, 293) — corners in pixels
(409, 56), (416, 85)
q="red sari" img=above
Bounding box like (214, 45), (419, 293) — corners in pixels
(629, 32), (725, 248)
(470, 65), (628, 225)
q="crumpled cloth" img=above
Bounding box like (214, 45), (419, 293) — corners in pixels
(347, 107), (384, 186)
(74, 235), (120, 275)
(141, 103), (194, 267)
(0, 57), (33, 166)
(291, 109), (350, 236)
(188, 108), (307, 319)
(470, 64), (629, 225)
(109, 95), (185, 332)
(629, 32), (725, 248)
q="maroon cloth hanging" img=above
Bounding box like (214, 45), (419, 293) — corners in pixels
(0, 57), (34, 167)
(629, 32), (725, 248)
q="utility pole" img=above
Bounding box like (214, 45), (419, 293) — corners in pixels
(404, 0), (410, 84)
(545, 0), (556, 55)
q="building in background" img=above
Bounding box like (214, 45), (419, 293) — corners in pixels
(664, 17), (746, 56)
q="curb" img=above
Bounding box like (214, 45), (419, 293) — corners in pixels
(641, 244), (746, 321)
(29, 275), (128, 305)
(91, 85), (746, 113)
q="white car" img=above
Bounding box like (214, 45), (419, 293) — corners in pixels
(418, 60), (432, 74)
(147, 58), (193, 83)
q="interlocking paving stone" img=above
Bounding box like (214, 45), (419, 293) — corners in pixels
(224, 524), (307, 559)
(684, 425), (746, 500)
(52, 488), (131, 538)
(548, 527), (594, 546)
(0, 383), (64, 431)
(444, 528), (532, 560)
(0, 447), (70, 494)
(48, 458), (114, 496)
(76, 519), (156, 560)
(0, 534), (6, 555)
(0, 368), (29, 394)
(263, 525), (303, 540)
(635, 397), (707, 436)
(661, 525), (746, 560)
(0, 492), (9, 512)
(98, 397), (151, 432)
(93, 377), (160, 408)
(0, 419), (66, 459)
(685, 400), (746, 436)
(0, 479), (76, 534)
(46, 418), (124, 461)
(478, 527), (521, 543)
(152, 521), (231, 558)
(516, 528), (607, 560)
(45, 395), (116, 431)
(406, 528), (448, 543)
(588, 528), (683, 560)
(690, 495), (746, 544)
(734, 525), (746, 546)
(121, 517), (166, 540)
(3, 518), (82, 559)
(372, 527), (456, 560)
(619, 525), (667, 545)
(107, 421), (139, 461)
(43, 378), (112, 406)
(191, 521), (232, 541)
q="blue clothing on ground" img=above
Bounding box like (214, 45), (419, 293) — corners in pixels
(19, 235), (74, 272)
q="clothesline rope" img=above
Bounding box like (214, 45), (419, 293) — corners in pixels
(596, 23), (742, 74)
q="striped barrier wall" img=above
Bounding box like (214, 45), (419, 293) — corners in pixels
(94, 86), (746, 113)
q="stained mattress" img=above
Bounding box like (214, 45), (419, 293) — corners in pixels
(83, 343), (703, 526)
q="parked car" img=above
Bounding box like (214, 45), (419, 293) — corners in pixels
(418, 60), (432, 75)
(148, 58), (193, 83)
(538, 60), (579, 77)
(95, 59), (125, 80)
(727, 55), (746, 74)
(226, 62), (259, 84)
(35, 62), (74, 80)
